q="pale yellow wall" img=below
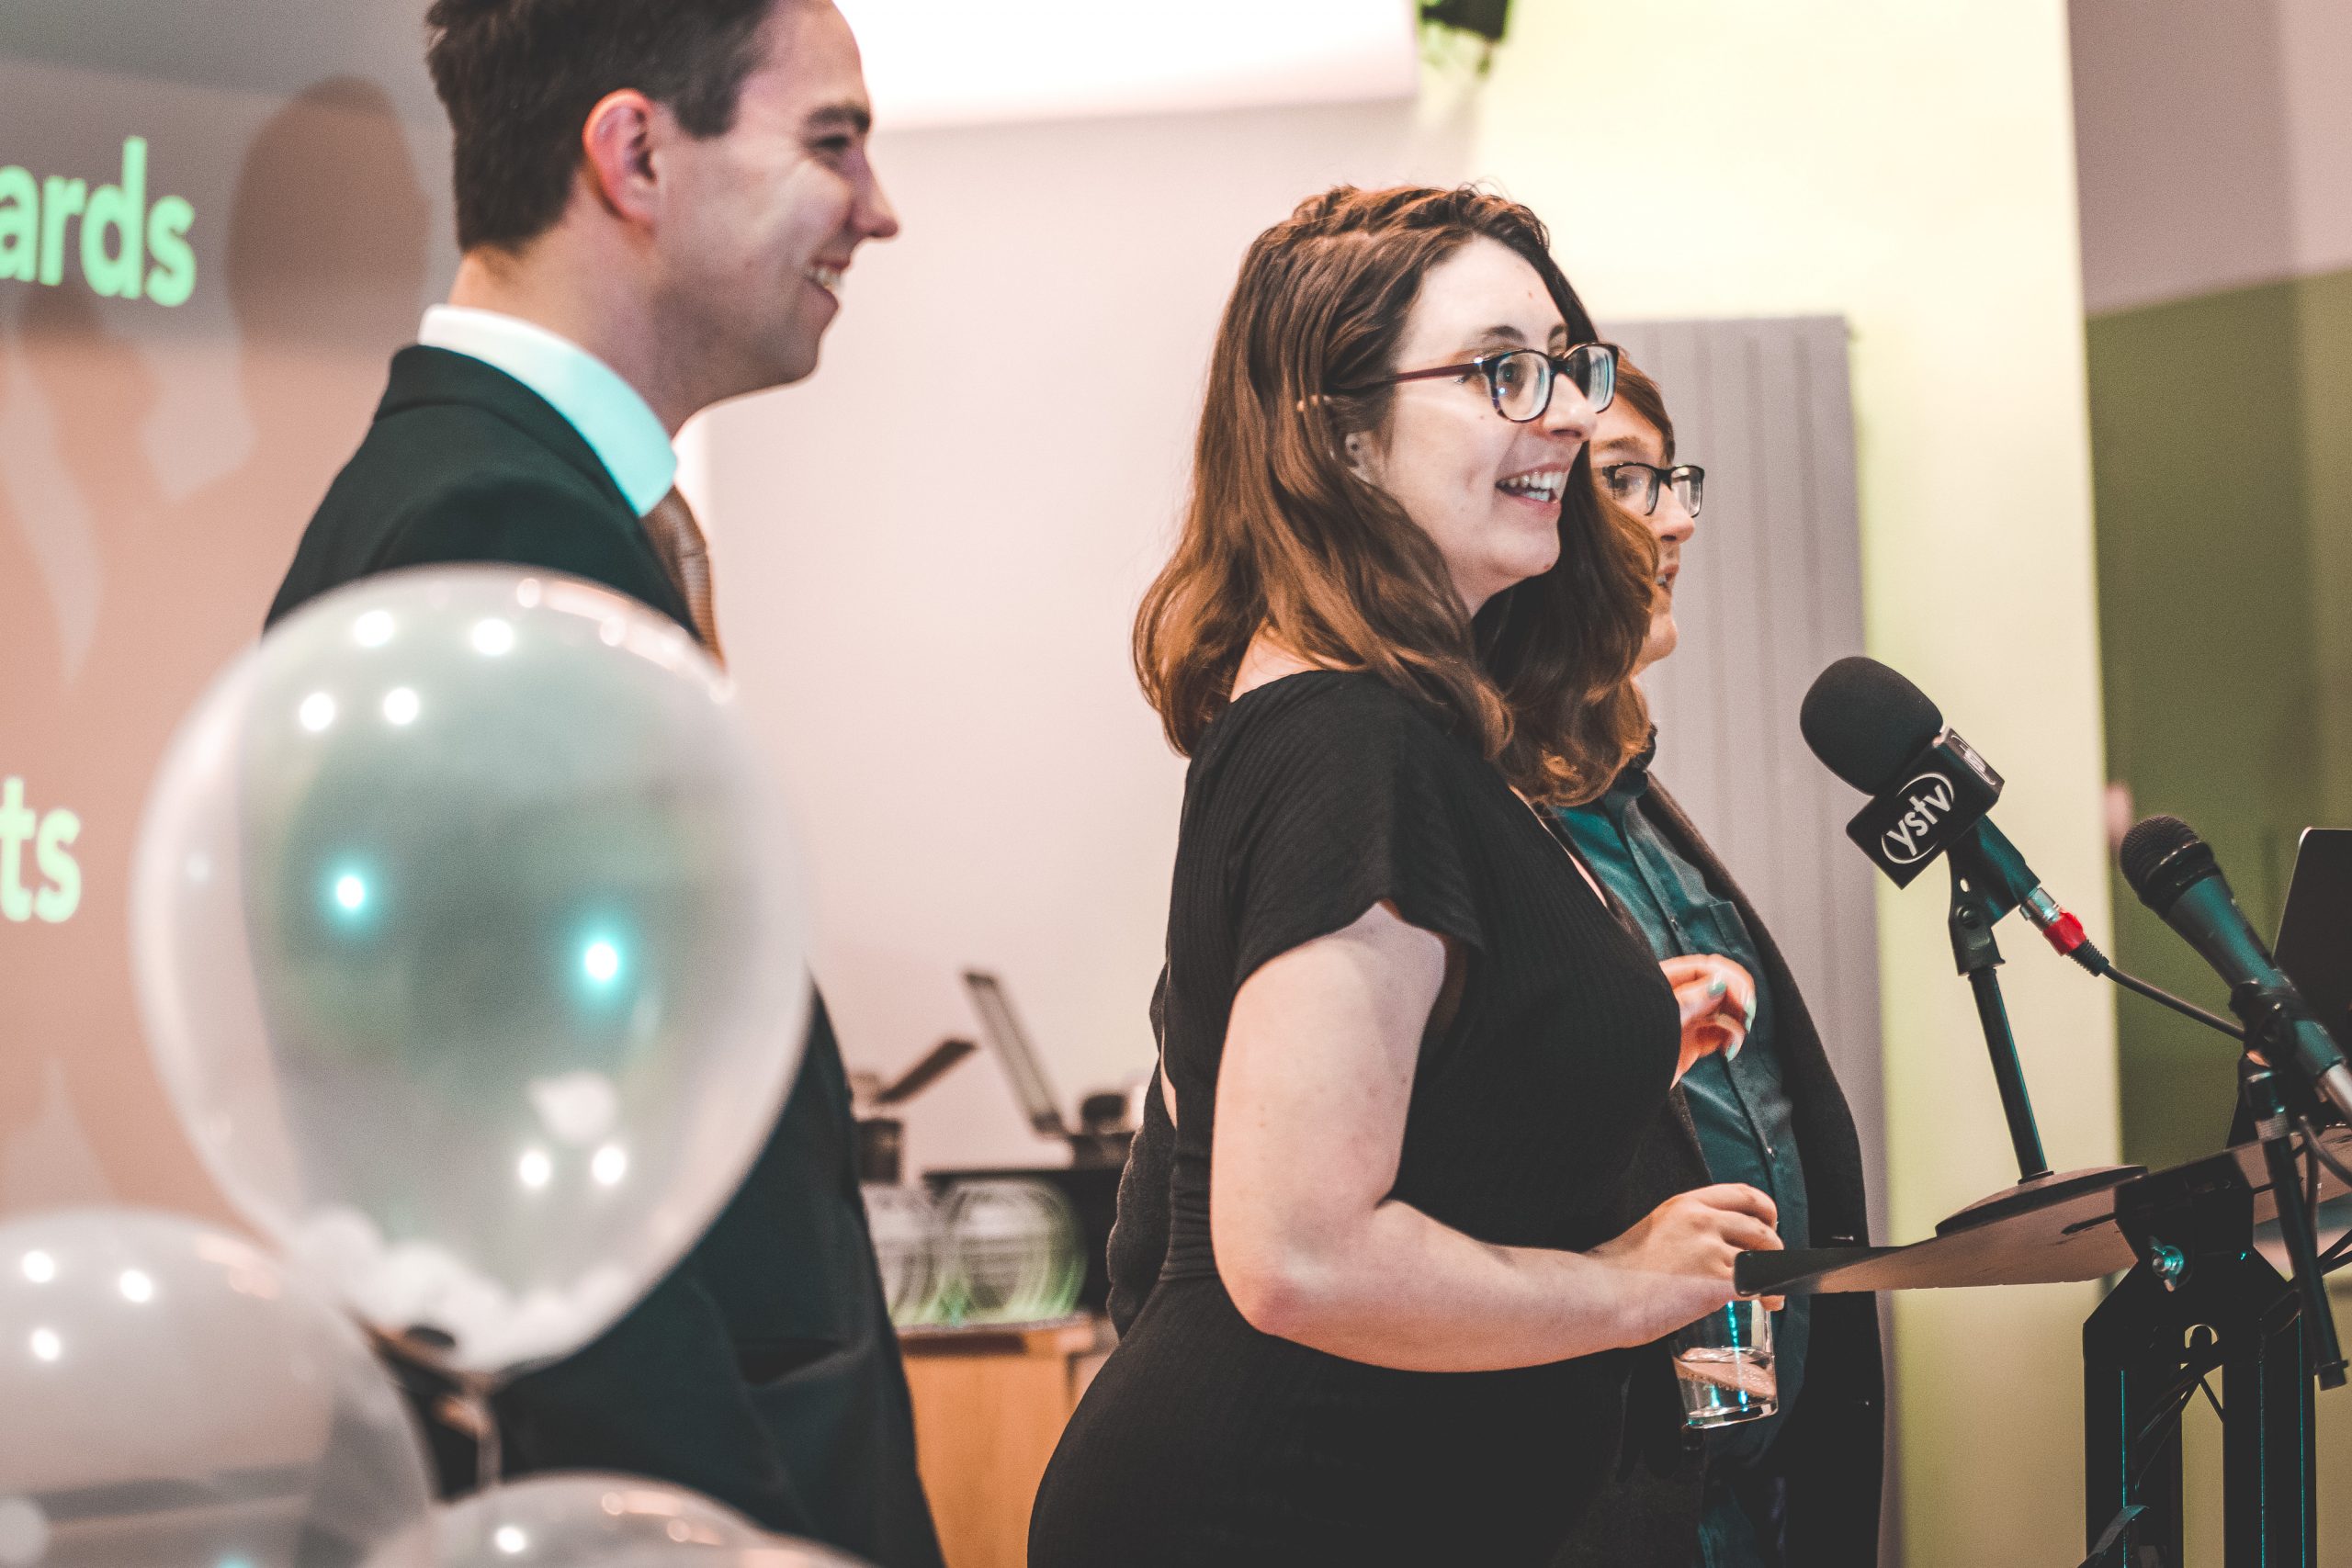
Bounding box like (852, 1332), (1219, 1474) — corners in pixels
(1468, 4), (2116, 1563)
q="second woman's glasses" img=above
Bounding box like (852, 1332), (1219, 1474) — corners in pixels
(1600, 461), (1704, 519)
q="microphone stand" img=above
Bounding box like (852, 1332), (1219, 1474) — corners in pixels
(1950, 861), (2047, 1179)
(1938, 858), (2143, 1231)
(1942, 867), (2348, 1366)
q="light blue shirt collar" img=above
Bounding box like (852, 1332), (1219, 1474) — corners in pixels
(417, 305), (677, 517)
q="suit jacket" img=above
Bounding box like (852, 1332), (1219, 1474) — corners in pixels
(1102, 775), (1883, 1568)
(267, 345), (944, 1568)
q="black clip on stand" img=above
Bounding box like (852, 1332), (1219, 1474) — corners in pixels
(1937, 857), (2143, 1232)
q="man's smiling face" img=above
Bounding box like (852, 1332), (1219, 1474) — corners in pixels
(653, 0), (900, 398)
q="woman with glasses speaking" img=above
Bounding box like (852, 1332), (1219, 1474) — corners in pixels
(1027, 186), (1781, 1566)
(1545, 359), (1884, 1568)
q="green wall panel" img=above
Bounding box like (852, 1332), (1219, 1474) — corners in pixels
(2088, 267), (2352, 1170)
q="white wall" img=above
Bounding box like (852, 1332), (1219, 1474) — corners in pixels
(2277, 0), (2352, 285)
(688, 96), (1470, 1173)
(2072, 0), (2352, 312)
(832, 0), (1418, 130)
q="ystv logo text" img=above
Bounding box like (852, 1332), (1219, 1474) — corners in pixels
(1878, 773), (1957, 866)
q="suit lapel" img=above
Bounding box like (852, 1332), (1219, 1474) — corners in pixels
(379, 345), (640, 517)
(374, 346), (698, 638)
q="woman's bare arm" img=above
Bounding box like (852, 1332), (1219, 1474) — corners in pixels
(1208, 900), (1778, 1371)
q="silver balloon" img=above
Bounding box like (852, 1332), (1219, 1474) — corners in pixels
(436, 1474), (870, 1567)
(0, 1207), (434, 1568)
(130, 569), (811, 1375)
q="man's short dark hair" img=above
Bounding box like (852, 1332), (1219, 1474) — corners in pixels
(425, 0), (786, 253)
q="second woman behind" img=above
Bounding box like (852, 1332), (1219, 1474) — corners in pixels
(1027, 186), (1781, 1566)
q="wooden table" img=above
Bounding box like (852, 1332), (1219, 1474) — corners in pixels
(899, 1316), (1110, 1568)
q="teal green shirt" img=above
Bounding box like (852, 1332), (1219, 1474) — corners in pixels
(1555, 747), (1809, 1566)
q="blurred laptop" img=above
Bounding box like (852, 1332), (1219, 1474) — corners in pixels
(2273, 828), (2352, 1060)
(961, 969), (1079, 1145)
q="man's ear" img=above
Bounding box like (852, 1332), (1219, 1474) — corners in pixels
(581, 89), (663, 229)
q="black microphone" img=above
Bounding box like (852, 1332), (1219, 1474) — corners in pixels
(1800, 656), (2104, 968)
(2120, 815), (2352, 1125)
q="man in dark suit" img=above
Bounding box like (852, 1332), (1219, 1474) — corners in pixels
(265, 2), (940, 1563)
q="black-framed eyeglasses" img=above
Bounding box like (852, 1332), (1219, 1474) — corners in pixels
(1600, 461), (1704, 519)
(1334, 341), (1619, 423)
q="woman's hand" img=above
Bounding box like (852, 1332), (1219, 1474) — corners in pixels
(1660, 953), (1754, 1081)
(1588, 1182), (1783, 1345)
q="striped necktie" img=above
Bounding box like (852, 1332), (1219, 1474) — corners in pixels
(639, 487), (725, 667)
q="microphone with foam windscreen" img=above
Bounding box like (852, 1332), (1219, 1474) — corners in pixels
(1800, 656), (2105, 968)
(2120, 814), (2352, 1126)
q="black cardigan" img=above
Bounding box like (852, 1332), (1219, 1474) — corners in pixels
(1102, 775), (1883, 1567)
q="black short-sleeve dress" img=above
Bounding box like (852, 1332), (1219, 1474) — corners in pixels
(1027, 671), (1681, 1566)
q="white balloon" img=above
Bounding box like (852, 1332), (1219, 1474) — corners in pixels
(436, 1474), (871, 1567)
(130, 569), (812, 1375)
(0, 1207), (434, 1568)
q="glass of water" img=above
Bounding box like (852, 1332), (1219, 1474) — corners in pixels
(1672, 1298), (1777, 1427)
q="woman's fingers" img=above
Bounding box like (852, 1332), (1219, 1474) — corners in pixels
(1673, 976), (1726, 1028)
(1677, 1022), (1744, 1074)
(1674, 987), (1747, 1064)
(1665, 954), (1757, 1032)
(1693, 1182), (1779, 1227)
(1696, 1017), (1747, 1063)
(1714, 958), (1757, 1031)
(1674, 1187), (1782, 1273)
(1669, 961), (1750, 1079)
(1657, 953), (1716, 986)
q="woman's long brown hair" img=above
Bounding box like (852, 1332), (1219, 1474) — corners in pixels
(1135, 186), (1657, 807)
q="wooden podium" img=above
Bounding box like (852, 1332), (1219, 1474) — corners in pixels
(1737, 1122), (2352, 1568)
(899, 1316), (1110, 1568)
